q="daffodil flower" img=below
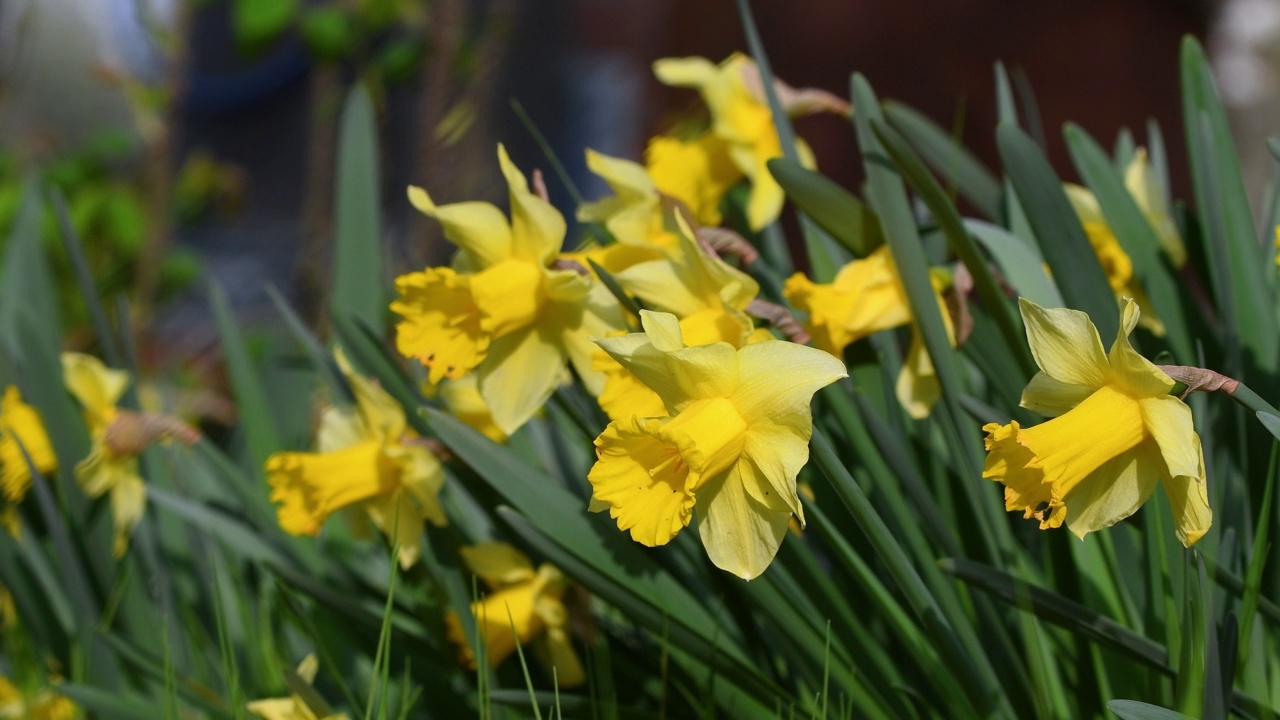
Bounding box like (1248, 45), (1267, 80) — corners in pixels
(445, 542), (584, 687)
(783, 246), (955, 419)
(247, 655), (349, 720)
(588, 310), (846, 579)
(266, 357), (446, 568)
(63, 353), (150, 557)
(594, 223), (769, 422)
(983, 298), (1211, 545)
(0, 386), (57, 517)
(1123, 148), (1186, 266)
(577, 149), (681, 251)
(439, 375), (507, 444)
(654, 53), (847, 231)
(391, 145), (625, 435)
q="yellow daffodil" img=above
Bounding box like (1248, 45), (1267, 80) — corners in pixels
(0, 582), (13, 628)
(783, 247), (955, 419)
(0, 386), (57, 512)
(266, 357), (447, 568)
(0, 677), (77, 720)
(645, 132), (741, 227)
(594, 223), (769, 422)
(983, 298), (1211, 545)
(588, 310), (846, 579)
(63, 353), (146, 557)
(391, 145), (625, 435)
(445, 542), (584, 687)
(654, 53), (847, 231)
(247, 655), (349, 720)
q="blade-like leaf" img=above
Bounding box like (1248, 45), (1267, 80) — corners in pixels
(332, 83), (385, 334)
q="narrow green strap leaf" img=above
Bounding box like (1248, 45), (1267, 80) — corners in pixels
(963, 219), (1062, 307)
(872, 118), (1033, 376)
(767, 158), (882, 257)
(1107, 700), (1198, 720)
(1181, 36), (1278, 373)
(49, 188), (123, 367)
(209, 281), (281, 469)
(1063, 123), (1194, 362)
(332, 83), (385, 335)
(883, 101), (1002, 220)
(0, 178), (59, 358)
(997, 123), (1118, 338)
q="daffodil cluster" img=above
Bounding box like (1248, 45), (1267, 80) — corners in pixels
(983, 298), (1210, 545)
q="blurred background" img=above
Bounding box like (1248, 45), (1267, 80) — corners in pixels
(0, 0), (1274, 371)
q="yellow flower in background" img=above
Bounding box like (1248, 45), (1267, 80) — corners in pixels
(589, 310), (846, 579)
(1124, 149), (1186, 267)
(0, 676), (77, 720)
(247, 655), (349, 720)
(645, 132), (741, 228)
(266, 356), (447, 568)
(391, 144), (625, 435)
(594, 222), (769, 422)
(445, 542), (584, 687)
(783, 246), (955, 419)
(654, 53), (847, 231)
(0, 386), (57, 510)
(577, 149), (681, 251)
(983, 298), (1211, 546)
(63, 353), (145, 557)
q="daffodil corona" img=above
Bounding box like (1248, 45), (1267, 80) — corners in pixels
(588, 310), (846, 579)
(983, 298), (1211, 545)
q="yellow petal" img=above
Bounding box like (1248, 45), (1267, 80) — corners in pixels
(1, 386), (57, 503)
(1139, 395), (1202, 482)
(62, 353), (129, 424)
(743, 142), (786, 232)
(588, 417), (697, 546)
(1017, 298), (1109, 389)
(406, 186), (512, 270)
(478, 325), (567, 436)
(741, 424), (810, 522)
(245, 697), (305, 720)
(729, 340), (847, 428)
(1161, 438), (1212, 547)
(1125, 149), (1186, 267)
(652, 56), (720, 89)
(471, 583), (543, 668)
(344, 371), (405, 443)
(783, 247), (912, 357)
(497, 144), (566, 264)
(470, 259), (547, 337)
(1063, 184), (1105, 226)
(1107, 299), (1174, 398)
(459, 542), (536, 588)
(364, 490), (426, 569)
(895, 332), (940, 420)
(549, 281), (626, 398)
(592, 346), (667, 422)
(1019, 372), (1095, 417)
(440, 376), (507, 443)
(391, 267), (489, 384)
(108, 470), (146, 557)
(694, 459), (792, 580)
(1062, 443), (1161, 540)
(265, 441), (396, 536)
(582, 149), (655, 204)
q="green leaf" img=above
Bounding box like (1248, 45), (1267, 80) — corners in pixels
(300, 7), (356, 62)
(1063, 123), (1193, 362)
(332, 84), (385, 335)
(209, 281), (281, 470)
(1181, 36), (1278, 373)
(0, 178), (59, 357)
(55, 684), (164, 720)
(997, 123), (1118, 338)
(766, 158), (882, 257)
(1107, 700), (1198, 720)
(233, 0), (299, 53)
(963, 219), (1062, 307)
(882, 101), (1002, 220)
(871, 118), (1033, 376)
